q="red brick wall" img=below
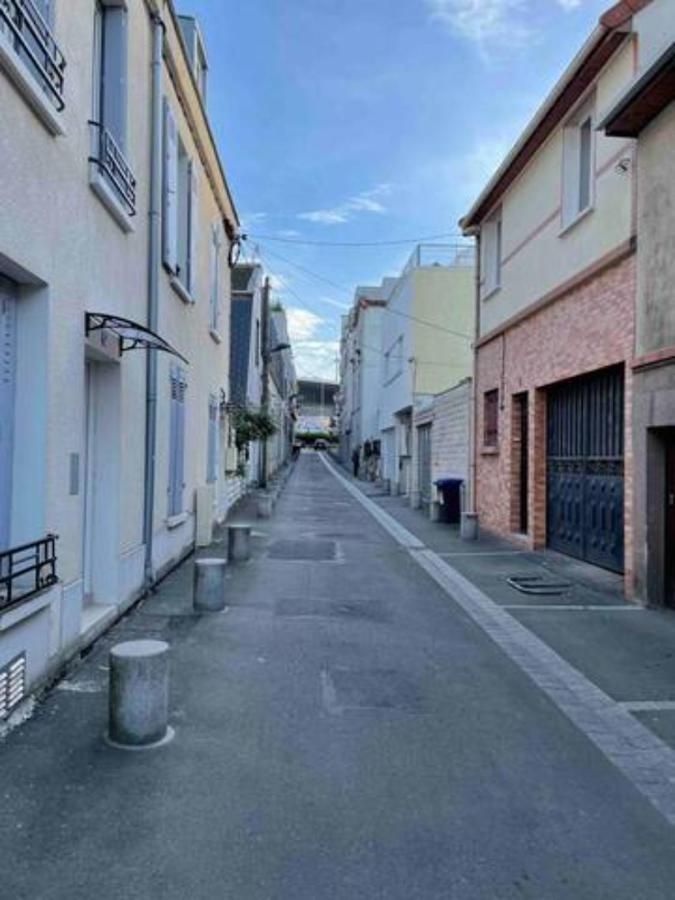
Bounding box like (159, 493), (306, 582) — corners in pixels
(475, 252), (636, 594)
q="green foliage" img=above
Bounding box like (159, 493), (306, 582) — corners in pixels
(295, 431), (338, 445)
(232, 408), (277, 448)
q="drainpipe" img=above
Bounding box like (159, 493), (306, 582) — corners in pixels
(143, 11), (164, 592)
(259, 277), (270, 488)
(467, 232), (481, 526)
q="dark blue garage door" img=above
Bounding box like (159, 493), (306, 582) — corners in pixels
(546, 366), (624, 573)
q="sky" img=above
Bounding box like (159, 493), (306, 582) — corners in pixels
(185, 0), (610, 381)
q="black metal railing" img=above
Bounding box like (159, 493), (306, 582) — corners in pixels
(90, 122), (137, 216)
(0, 0), (66, 111)
(0, 534), (58, 612)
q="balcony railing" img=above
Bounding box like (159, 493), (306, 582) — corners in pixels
(403, 243), (476, 274)
(90, 122), (137, 216)
(0, 0), (66, 110)
(0, 534), (58, 613)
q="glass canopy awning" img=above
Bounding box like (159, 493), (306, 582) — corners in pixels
(85, 313), (189, 365)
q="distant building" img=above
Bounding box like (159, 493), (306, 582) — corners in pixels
(297, 379), (338, 435)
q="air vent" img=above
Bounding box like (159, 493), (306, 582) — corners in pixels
(0, 653), (26, 719)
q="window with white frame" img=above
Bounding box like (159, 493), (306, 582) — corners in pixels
(162, 99), (199, 296)
(562, 99), (595, 227)
(481, 208), (502, 297)
(168, 366), (187, 516)
(91, 1), (135, 214)
(209, 223), (222, 332)
(206, 394), (218, 483)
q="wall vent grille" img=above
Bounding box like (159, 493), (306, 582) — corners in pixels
(0, 653), (26, 719)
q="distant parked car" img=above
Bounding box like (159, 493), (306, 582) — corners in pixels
(313, 438), (328, 451)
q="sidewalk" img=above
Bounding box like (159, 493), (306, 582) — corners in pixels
(349, 467), (675, 750)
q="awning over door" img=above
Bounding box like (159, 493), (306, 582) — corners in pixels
(85, 313), (188, 364)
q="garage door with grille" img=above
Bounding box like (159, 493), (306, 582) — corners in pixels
(546, 366), (624, 573)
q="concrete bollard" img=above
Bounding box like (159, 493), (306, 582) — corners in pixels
(108, 639), (172, 749)
(228, 524), (251, 562)
(193, 558), (227, 611)
(257, 493), (274, 518)
(461, 512), (479, 541)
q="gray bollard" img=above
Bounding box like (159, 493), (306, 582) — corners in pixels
(228, 524), (251, 562)
(257, 493), (274, 518)
(193, 558), (227, 611)
(461, 512), (479, 541)
(108, 640), (172, 749)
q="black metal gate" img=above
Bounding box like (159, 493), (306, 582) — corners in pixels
(546, 366), (624, 573)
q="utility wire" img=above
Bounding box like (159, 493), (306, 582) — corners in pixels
(256, 242), (473, 342)
(246, 232), (466, 248)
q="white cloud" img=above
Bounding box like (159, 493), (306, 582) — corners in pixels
(286, 307), (324, 342)
(292, 340), (340, 381)
(298, 184), (392, 226)
(268, 273), (288, 291)
(426, 0), (584, 54)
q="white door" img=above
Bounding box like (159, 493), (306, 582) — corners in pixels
(0, 280), (16, 550)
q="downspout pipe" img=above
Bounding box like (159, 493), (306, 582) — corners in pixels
(143, 11), (165, 592)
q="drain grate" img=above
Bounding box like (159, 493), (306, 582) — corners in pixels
(507, 574), (571, 596)
(0, 653), (26, 719)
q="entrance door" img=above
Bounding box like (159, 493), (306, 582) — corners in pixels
(417, 424), (432, 508)
(665, 439), (675, 606)
(547, 366), (624, 572)
(0, 280), (16, 550)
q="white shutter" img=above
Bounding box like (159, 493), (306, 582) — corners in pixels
(188, 160), (199, 296)
(0, 285), (16, 549)
(162, 100), (179, 273)
(209, 224), (221, 332)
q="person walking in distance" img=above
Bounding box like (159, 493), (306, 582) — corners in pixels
(352, 448), (360, 478)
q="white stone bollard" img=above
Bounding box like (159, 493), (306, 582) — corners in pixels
(461, 512), (479, 541)
(108, 640), (172, 749)
(228, 524), (251, 562)
(257, 493), (274, 519)
(193, 558), (227, 611)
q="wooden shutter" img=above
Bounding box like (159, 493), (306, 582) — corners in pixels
(101, 6), (128, 149)
(187, 160), (199, 295)
(162, 100), (178, 273)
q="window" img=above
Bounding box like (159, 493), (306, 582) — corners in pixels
(255, 319), (261, 367)
(481, 209), (501, 297)
(168, 367), (187, 516)
(562, 102), (594, 227)
(91, 0), (135, 217)
(206, 395), (218, 483)
(162, 100), (198, 295)
(209, 224), (222, 332)
(484, 389), (499, 448)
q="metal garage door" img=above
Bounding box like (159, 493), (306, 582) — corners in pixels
(417, 424), (432, 507)
(546, 366), (624, 573)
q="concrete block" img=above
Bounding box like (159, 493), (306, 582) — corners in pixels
(429, 501), (441, 522)
(193, 558), (227, 612)
(228, 524), (251, 562)
(108, 640), (171, 748)
(257, 493), (274, 518)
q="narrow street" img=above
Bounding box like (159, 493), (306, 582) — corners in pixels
(3, 451), (675, 899)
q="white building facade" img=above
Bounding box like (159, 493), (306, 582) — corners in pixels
(0, 0), (241, 714)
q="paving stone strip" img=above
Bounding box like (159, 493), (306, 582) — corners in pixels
(320, 453), (675, 826)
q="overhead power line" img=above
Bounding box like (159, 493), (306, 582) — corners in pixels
(245, 231), (466, 248)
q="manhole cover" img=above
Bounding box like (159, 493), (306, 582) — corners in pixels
(268, 540), (338, 561)
(321, 668), (424, 713)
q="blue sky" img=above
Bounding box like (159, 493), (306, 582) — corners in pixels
(185, 0), (609, 380)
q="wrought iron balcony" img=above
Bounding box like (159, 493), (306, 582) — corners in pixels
(0, 0), (66, 111)
(0, 534), (58, 613)
(90, 122), (137, 217)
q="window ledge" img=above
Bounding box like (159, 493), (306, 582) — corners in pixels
(559, 204), (594, 238)
(89, 164), (135, 234)
(0, 32), (65, 137)
(170, 276), (195, 305)
(481, 445), (499, 456)
(481, 284), (501, 303)
(209, 328), (222, 344)
(166, 512), (189, 529)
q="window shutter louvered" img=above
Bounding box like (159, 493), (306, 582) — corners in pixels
(162, 100), (179, 272)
